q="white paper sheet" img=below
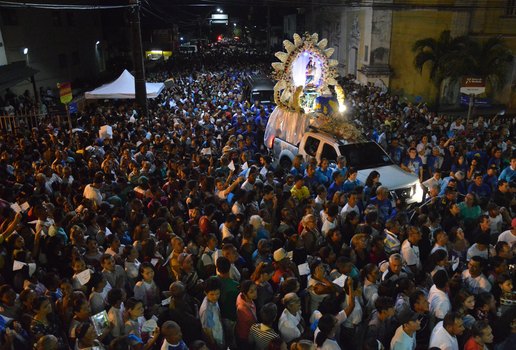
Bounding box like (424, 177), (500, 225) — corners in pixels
(13, 260), (26, 271)
(333, 274), (347, 288)
(76, 269), (92, 285)
(298, 263), (310, 276)
(228, 160), (236, 171)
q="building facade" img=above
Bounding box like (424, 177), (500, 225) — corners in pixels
(0, 7), (104, 95)
(301, 0), (516, 109)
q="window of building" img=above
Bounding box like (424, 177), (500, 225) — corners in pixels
(58, 53), (67, 68)
(71, 51), (80, 66)
(1, 9), (18, 25)
(507, 0), (516, 16)
(52, 12), (62, 26)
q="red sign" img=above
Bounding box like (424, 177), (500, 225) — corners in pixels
(57, 82), (72, 104)
(460, 77), (485, 95)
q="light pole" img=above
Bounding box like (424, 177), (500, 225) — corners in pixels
(129, 0), (148, 120)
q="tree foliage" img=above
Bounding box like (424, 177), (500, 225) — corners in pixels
(412, 30), (513, 92)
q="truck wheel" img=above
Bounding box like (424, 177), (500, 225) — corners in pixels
(280, 157), (292, 170)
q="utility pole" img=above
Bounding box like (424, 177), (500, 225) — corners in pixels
(129, 0), (148, 120)
(266, 5), (271, 54)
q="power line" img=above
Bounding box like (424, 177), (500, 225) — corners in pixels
(0, 1), (134, 10)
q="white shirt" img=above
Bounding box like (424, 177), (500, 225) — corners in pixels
(429, 321), (458, 350)
(401, 239), (421, 269)
(278, 309), (302, 343)
(462, 270), (492, 294)
(428, 284), (451, 320)
(340, 203), (360, 222)
(318, 338), (341, 350)
(83, 184), (102, 206)
(363, 279), (379, 314)
(466, 244), (495, 261)
(390, 325), (416, 350)
(321, 217), (337, 236)
(498, 229), (516, 247)
(488, 214), (503, 235)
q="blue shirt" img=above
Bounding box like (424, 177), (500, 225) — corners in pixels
(369, 196), (393, 223)
(499, 166), (516, 183)
(342, 179), (362, 193)
(403, 156), (423, 176)
(467, 182), (492, 198)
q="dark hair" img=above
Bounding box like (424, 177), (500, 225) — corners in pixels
(107, 288), (124, 307)
(315, 314), (336, 347)
(32, 296), (49, 312)
(475, 292), (494, 309)
(495, 241), (509, 255)
(260, 302), (277, 325)
(425, 249), (448, 273)
(73, 297), (89, 313)
(433, 270), (448, 290)
(205, 276), (222, 293)
(443, 312), (460, 329)
(375, 296), (395, 313)
(471, 320), (491, 337)
(139, 261), (154, 275)
(409, 290), (426, 310)
(216, 256), (231, 274)
(396, 278), (414, 294)
(240, 280), (254, 295)
(280, 277), (300, 295)
(365, 170), (380, 187)
(125, 297), (143, 311)
(360, 263), (378, 283)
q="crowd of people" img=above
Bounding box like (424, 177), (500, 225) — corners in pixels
(0, 47), (515, 350)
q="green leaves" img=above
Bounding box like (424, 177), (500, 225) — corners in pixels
(413, 30), (514, 92)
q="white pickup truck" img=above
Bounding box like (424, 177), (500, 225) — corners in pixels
(266, 127), (424, 205)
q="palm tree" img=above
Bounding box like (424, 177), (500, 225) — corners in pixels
(461, 36), (513, 93)
(412, 30), (469, 111)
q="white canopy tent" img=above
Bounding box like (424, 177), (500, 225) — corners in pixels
(85, 69), (165, 99)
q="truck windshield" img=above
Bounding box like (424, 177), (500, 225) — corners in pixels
(251, 90), (274, 104)
(339, 142), (393, 170)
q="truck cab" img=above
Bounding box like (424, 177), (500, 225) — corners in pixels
(272, 129), (424, 205)
(244, 74), (275, 106)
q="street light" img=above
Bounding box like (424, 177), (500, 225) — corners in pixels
(233, 23), (236, 27)
(180, 37), (184, 41)
(95, 40), (100, 46)
(23, 48), (28, 55)
(217, 8), (222, 13)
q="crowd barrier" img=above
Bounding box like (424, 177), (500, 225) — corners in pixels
(0, 109), (63, 135)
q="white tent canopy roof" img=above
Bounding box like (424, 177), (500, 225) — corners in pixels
(85, 69), (165, 99)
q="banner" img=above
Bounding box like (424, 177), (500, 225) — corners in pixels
(57, 82), (72, 104)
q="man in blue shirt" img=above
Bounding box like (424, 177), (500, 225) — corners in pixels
(401, 147), (423, 182)
(369, 186), (393, 223)
(498, 156), (516, 183)
(468, 172), (492, 201)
